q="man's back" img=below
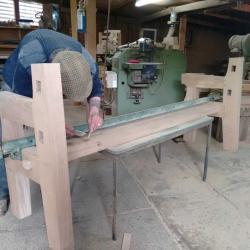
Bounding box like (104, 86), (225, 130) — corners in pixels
(3, 29), (95, 97)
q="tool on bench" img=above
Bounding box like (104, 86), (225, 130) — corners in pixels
(0, 95), (219, 161)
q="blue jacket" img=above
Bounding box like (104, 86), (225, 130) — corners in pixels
(3, 29), (103, 99)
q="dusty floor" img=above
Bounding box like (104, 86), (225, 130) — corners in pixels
(0, 102), (250, 250)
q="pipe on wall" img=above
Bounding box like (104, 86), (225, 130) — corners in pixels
(140, 0), (230, 22)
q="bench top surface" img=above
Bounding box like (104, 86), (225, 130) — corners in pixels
(103, 116), (213, 155)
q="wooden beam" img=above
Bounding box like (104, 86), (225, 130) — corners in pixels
(67, 101), (222, 161)
(187, 17), (244, 33)
(31, 64), (74, 250)
(204, 12), (250, 25)
(179, 15), (187, 53)
(2, 119), (32, 219)
(183, 86), (201, 142)
(70, 0), (78, 39)
(22, 102), (223, 166)
(182, 74), (225, 89)
(121, 233), (132, 250)
(182, 73), (250, 93)
(85, 0), (96, 58)
(222, 57), (244, 152)
(234, 3), (250, 13)
(14, 0), (20, 25)
(140, 0), (230, 23)
(0, 92), (33, 127)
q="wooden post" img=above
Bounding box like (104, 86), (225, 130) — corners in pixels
(31, 64), (74, 250)
(70, 0), (78, 39)
(183, 87), (200, 142)
(2, 119), (32, 219)
(179, 15), (187, 53)
(14, 0), (20, 25)
(85, 0), (96, 58)
(222, 57), (244, 152)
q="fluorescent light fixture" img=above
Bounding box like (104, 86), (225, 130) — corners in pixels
(135, 0), (177, 7)
(135, 0), (158, 7)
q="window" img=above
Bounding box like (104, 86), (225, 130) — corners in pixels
(0, 0), (43, 26)
(19, 1), (43, 26)
(0, 0), (15, 22)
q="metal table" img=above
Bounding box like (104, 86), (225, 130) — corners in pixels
(101, 116), (213, 240)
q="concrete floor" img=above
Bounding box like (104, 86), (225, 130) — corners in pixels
(1, 102), (250, 250)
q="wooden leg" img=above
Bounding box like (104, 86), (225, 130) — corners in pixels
(1, 119), (32, 219)
(183, 87), (200, 142)
(5, 159), (31, 219)
(31, 64), (74, 250)
(222, 57), (244, 152)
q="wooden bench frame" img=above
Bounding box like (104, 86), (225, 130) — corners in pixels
(182, 57), (246, 151)
(0, 56), (244, 250)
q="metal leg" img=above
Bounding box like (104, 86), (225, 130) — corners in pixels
(203, 122), (212, 182)
(153, 144), (162, 163)
(112, 158), (117, 241)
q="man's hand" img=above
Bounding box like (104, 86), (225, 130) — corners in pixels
(65, 124), (75, 137)
(88, 97), (103, 133)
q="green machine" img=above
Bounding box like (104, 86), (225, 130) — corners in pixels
(111, 39), (187, 115)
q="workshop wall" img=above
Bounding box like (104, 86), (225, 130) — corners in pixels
(185, 24), (231, 75)
(97, 13), (141, 44)
(142, 16), (233, 75)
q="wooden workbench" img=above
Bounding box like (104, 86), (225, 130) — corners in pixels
(0, 56), (244, 249)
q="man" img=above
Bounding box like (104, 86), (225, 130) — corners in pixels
(0, 29), (103, 215)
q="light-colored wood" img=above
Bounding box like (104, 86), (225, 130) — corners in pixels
(182, 73), (250, 92)
(22, 102), (223, 166)
(0, 92), (33, 127)
(0, 57), (244, 248)
(67, 102), (222, 161)
(84, 0), (96, 58)
(121, 233), (132, 250)
(243, 83), (250, 92)
(182, 58), (245, 150)
(31, 64), (74, 250)
(242, 95), (250, 107)
(222, 57), (244, 152)
(179, 15), (187, 52)
(182, 73), (225, 89)
(183, 87), (200, 142)
(6, 156), (39, 184)
(70, 0), (78, 39)
(1, 119), (32, 219)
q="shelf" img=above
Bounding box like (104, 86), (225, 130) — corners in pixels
(0, 26), (36, 30)
(0, 54), (9, 59)
(0, 44), (17, 49)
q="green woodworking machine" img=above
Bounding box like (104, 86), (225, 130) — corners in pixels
(111, 38), (186, 115)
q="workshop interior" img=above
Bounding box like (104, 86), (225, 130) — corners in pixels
(0, 0), (250, 250)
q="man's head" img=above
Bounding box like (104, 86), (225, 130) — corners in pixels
(52, 51), (93, 102)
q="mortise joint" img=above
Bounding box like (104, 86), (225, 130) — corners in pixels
(38, 131), (44, 144)
(227, 89), (232, 96)
(231, 65), (236, 72)
(36, 80), (42, 93)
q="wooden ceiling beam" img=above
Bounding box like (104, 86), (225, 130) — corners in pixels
(140, 0), (230, 23)
(233, 3), (250, 13)
(203, 11), (250, 25)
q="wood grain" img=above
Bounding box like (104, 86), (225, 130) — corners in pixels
(31, 63), (74, 250)
(223, 57), (244, 152)
(2, 119), (32, 219)
(0, 92), (33, 127)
